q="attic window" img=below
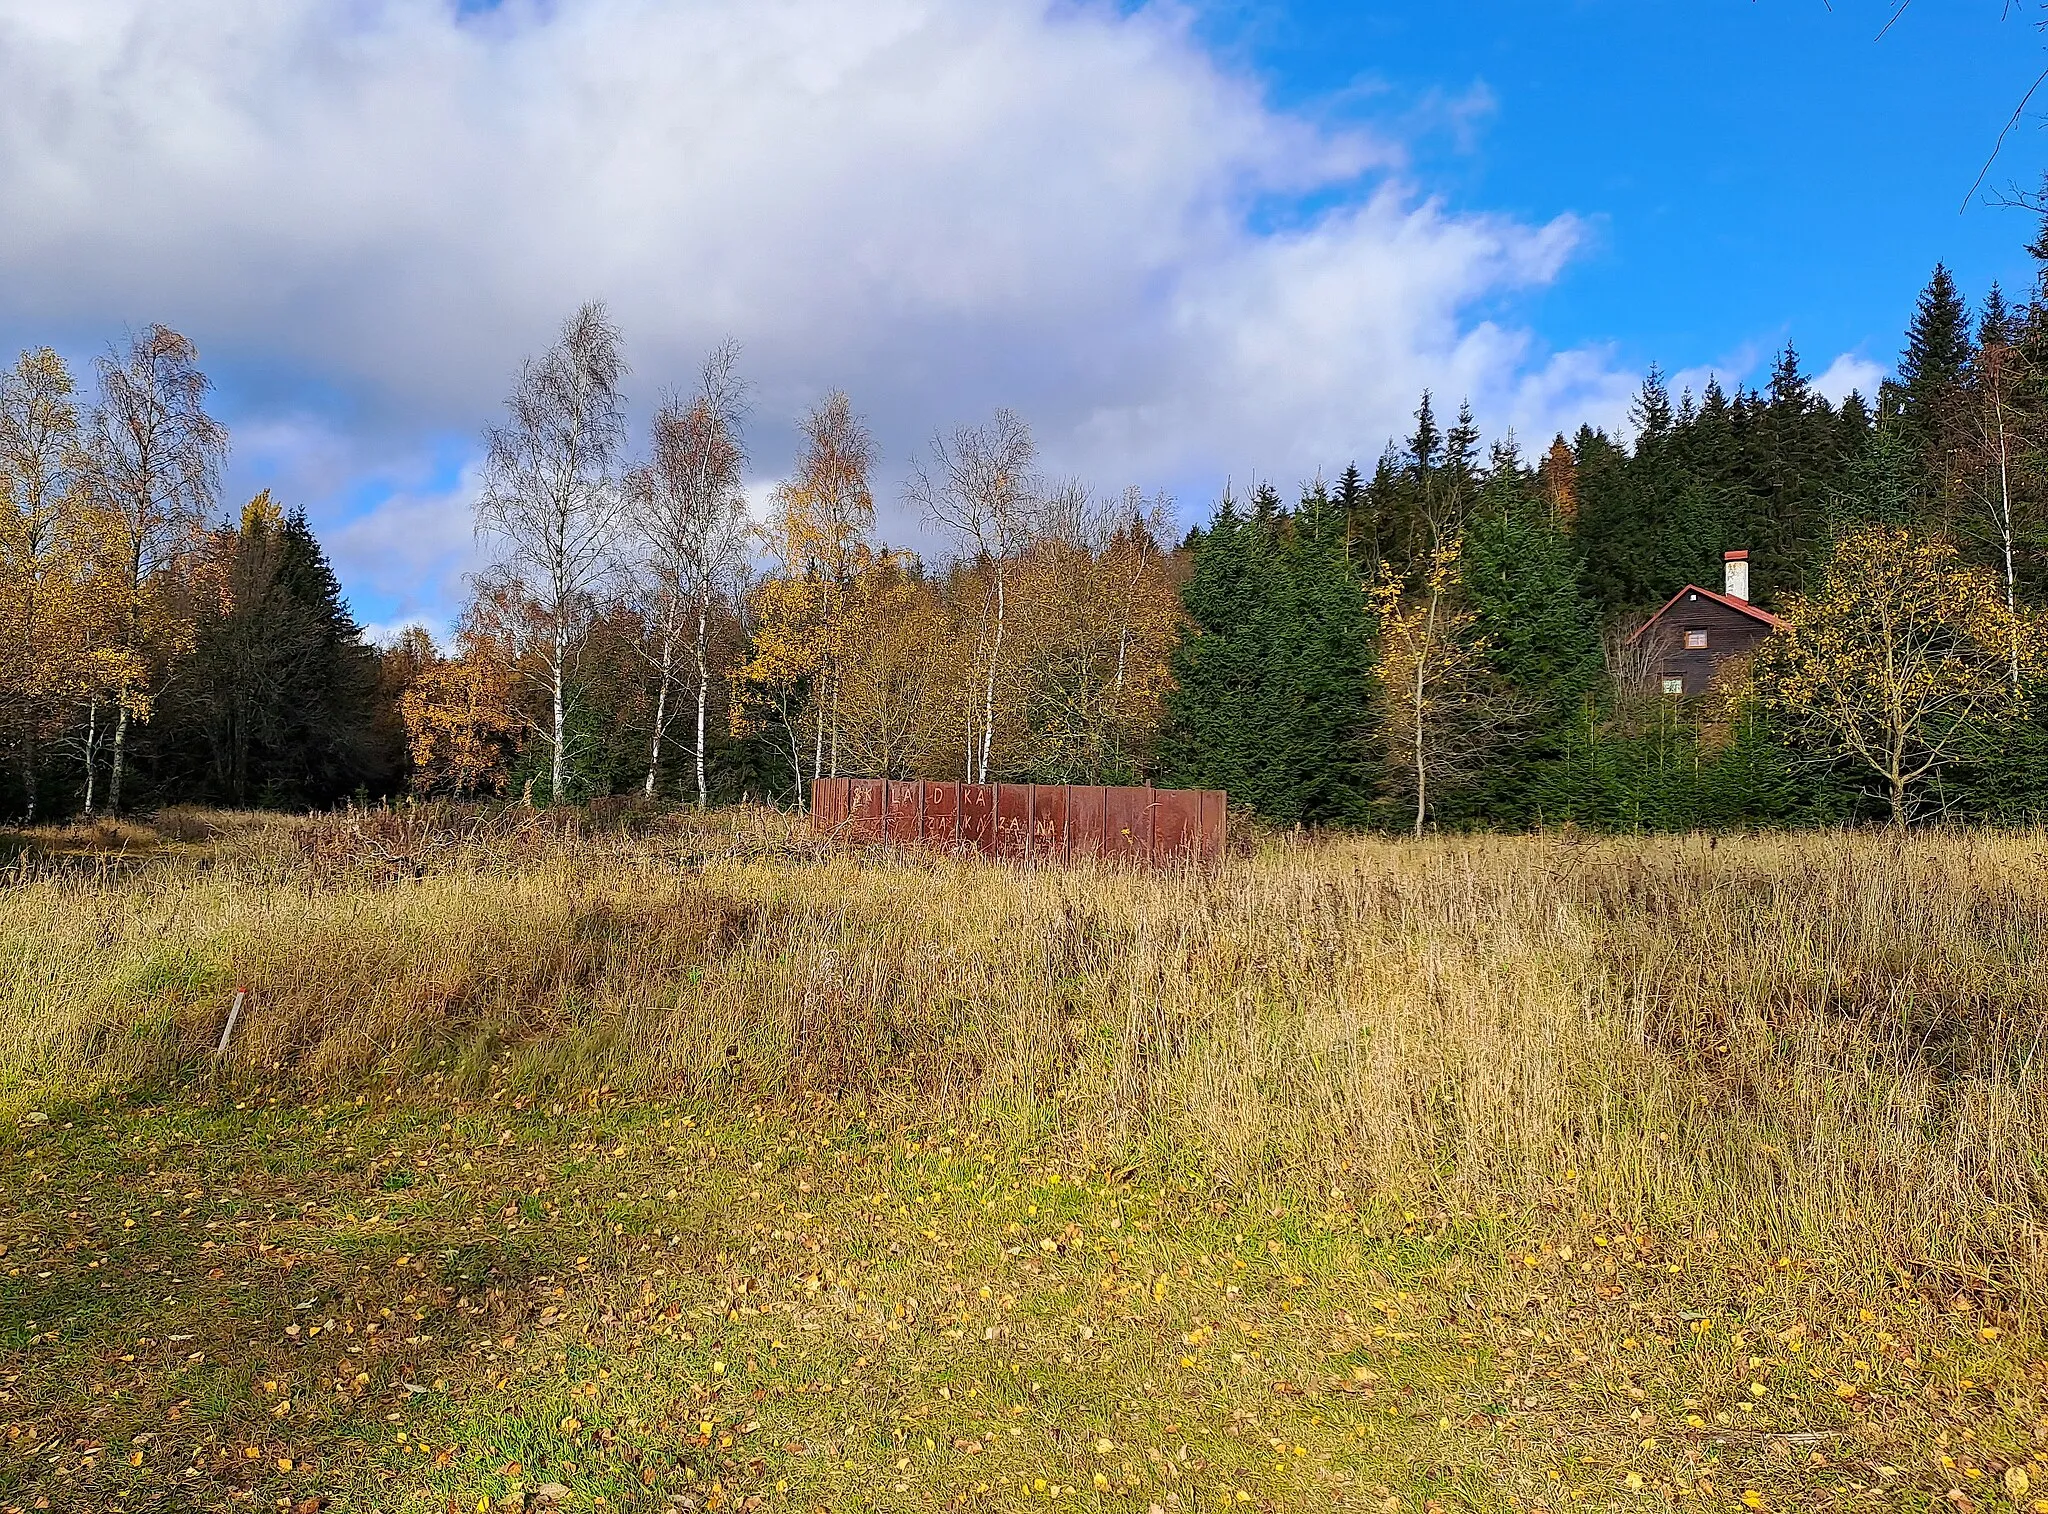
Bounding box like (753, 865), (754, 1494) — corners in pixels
(1684, 629), (1708, 650)
(1662, 677), (1684, 696)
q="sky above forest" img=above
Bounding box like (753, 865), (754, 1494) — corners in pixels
(0, 0), (2042, 639)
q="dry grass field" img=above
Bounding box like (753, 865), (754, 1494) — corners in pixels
(2, 808), (2047, 1512)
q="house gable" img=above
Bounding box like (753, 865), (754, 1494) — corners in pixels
(1630, 584), (1781, 697)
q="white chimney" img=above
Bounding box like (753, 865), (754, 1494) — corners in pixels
(1724, 549), (1750, 603)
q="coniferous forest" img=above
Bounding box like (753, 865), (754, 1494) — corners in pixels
(8, 240), (2048, 831)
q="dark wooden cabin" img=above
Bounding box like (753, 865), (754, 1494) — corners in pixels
(1628, 550), (1782, 696)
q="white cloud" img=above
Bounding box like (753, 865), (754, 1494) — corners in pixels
(1811, 351), (1887, 407)
(359, 614), (451, 650)
(323, 456), (486, 626)
(0, 0), (1631, 612)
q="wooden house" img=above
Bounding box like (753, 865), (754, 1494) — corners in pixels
(1628, 550), (1782, 696)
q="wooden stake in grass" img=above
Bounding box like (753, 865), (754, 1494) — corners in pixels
(216, 986), (247, 1058)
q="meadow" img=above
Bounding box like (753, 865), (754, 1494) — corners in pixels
(1, 807), (2045, 1513)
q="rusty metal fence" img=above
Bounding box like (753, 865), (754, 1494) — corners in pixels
(810, 779), (1226, 867)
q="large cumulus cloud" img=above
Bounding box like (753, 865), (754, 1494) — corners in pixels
(0, 0), (1637, 623)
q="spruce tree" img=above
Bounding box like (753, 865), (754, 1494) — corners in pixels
(1460, 469), (1605, 822)
(1444, 399), (1479, 488)
(1979, 281), (2017, 349)
(1159, 487), (1375, 825)
(1752, 344), (1839, 597)
(152, 494), (388, 806)
(1408, 392), (1442, 473)
(1567, 424), (1647, 610)
(1333, 461), (1367, 568)
(1884, 264), (1973, 484)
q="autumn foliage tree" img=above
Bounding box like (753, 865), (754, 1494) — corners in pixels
(1372, 534), (1523, 838)
(0, 349), (91, 821)
(627, 342), (751, 807)
(399, 621), (520, 799)
(909, 410), (1040, 783)
(82, 325), (229, 812)
(734, 392), (877, 786)
(475, 303), (631, 805)
(1755, 527), (2038, 824)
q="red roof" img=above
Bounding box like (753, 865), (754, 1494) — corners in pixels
(1627, 582), (1784, 644)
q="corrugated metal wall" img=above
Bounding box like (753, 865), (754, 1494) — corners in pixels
(810, 779), (1226, 867)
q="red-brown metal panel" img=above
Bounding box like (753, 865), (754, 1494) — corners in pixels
(921, 781), (960, 849)
(1031, 784), (1069, 862)
(811, 778), (850, 833)
(885, 780), (921, 846)
(1152, 786), (1199, 863)
(993, 783), (1032, 862)
(817, 778), (1222, 868)
(961, 783), (995, 852)
(1068, 785), (1107, 860)
(1197, 789), (1227, 865)
(1104, 786), (1145, 863)
(846, 778), (886, 842)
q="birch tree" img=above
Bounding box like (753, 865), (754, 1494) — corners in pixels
(627, 342), (750, 807)
(475, 302), (630, 805)
(1957, 330), (2028, 687)
(0, 349), (86, 821)
(1371, 534), (1522, 838)
(1011, 484), (1180, 781)
(82, 325), (227, 813)
(758, 392), (875, 782)
(908, 409), (1038, 783)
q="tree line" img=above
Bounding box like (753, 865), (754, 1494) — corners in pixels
(10, 222), (2048, 829)
(0, 330), (395, 820)
(409, 307), (1186, 806)
(1161, 238), (2048, 830)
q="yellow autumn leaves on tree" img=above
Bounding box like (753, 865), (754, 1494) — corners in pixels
(1756, 525), (2040, 825)
(0, 336), (225, 818)
(1371, 534), (1522, 839)
(732, 398), (1183, 788)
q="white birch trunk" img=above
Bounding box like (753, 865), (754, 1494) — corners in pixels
(1411, 587), (1439, 841)
(694, 599), (711, 810)
(109, 701), (129, 814)
(1994, 390), (2020, 689)
(644, 630), (673, 799)
(551, 625), (567, 804)
(81, 695), (99, 817)
(980, 566), (1005, 784)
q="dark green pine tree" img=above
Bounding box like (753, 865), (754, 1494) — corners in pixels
(1409, 391), (1443, 473)
(1333, 461), (1368, 569)
(156, 496), (391, 806)
(1443, 399), (1480, 492)
(1361, 447), (1401, 570)
(1375, 393), (1446, 579)
(1824, 421), (1920, 531)
(1749, 343), (1843, 597)
(1629, 364), (1720, 599)
(1458, 467), (1606, 824)
(1157, 496), (1262, 802)
(1882, 263), (1973, 488)
(1836, 389), (1875, 459)
(1978, 281), (2017, 349)
(1158, 486), (1376, 825)
(1566, 422), (1644, 610)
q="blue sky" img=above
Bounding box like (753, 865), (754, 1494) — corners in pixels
(0, 0), (2040, 637)
(1214, 0), (2044, 380)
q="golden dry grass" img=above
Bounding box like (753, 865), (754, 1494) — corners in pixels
(2, 811), (2046, 1511)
